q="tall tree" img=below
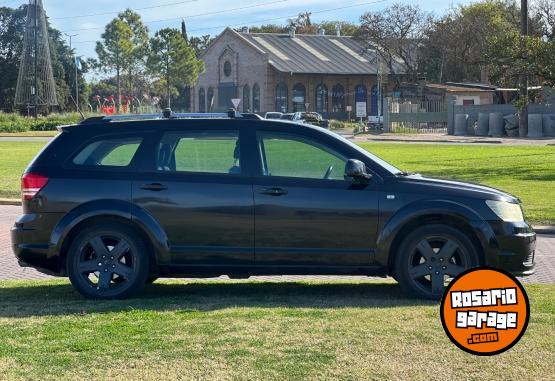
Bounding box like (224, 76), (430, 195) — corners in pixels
(96, 9), (148, 112)
(147, 28), (204, 109)
(357, 3), (431, 85)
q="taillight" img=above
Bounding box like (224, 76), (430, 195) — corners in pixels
(21, 173), (49, 201)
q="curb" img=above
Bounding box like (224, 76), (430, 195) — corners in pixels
(0, 198), (554, 234)
(0, 199), (20, 206)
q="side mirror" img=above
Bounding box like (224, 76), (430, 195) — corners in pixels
(345, 159), (372, 182)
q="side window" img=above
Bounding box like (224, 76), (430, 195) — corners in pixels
(73, 137), (142, 167)
(258, 133), (347, 180)
(157, 131), (241, 175)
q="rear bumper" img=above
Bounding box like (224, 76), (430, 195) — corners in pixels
(486, 221), (536, 276)
(11, 213), (64, 275)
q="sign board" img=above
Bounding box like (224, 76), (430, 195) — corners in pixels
(346, 105), (353, 112)
(231, 98), (241, 109)
(356, 102), (367, 118)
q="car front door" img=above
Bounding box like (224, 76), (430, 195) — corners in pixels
(253, 130), (380, 267)
(132, 126), (254, 266)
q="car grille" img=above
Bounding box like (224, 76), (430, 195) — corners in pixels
(523, 251), (535, 267)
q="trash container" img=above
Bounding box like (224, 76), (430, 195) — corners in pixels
(488, 113), (504, 137)
(542, 114), (555, 137)
(504, 114), (519, 137)
(527, 114), (543, 138)
(454, 114), (468, 136)
(476, 112), (489, 136)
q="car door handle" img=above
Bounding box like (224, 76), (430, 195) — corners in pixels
(259, 187), (288, 196)
(140, 183), (168, 192)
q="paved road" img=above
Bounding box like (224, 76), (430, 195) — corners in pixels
(1, 205), (553, 283)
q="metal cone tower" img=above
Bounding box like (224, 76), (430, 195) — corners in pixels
(15, 0), (58, 113)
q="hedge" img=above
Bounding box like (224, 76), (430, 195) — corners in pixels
(0, 112), (87, 132)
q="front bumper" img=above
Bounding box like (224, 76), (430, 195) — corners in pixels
(487, 221), (536, 276)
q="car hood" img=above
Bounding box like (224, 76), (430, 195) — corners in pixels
(400, 174), (519, 203)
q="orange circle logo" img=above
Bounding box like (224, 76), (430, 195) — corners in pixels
(440, 267), (530, 356)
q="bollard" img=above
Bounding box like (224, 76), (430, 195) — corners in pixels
(527, 114), (543, 138)
(476, 112), (489, 136)
(504, 114), (519, 137)
(454, 114), (468, 136)
(488, 113), (504, 137)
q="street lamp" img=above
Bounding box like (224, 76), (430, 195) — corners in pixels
(64, 33), (79, 112)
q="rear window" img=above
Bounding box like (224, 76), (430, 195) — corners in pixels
(73, 137), (143, 167)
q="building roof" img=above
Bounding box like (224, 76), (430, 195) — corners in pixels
(232, 29), (407, 75)
(425, 83), (495, 93)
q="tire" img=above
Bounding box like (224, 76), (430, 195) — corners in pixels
(394, 224), (480, 300)
(66, 223), (150, 299)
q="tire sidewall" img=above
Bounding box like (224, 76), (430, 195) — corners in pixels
(66, 223), (150, 299)
(395, 224), (480, 299)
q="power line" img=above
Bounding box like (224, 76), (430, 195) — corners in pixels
(71, 0), (387, 45)
(62, 0), (292, 33)
(51, 0), (201, 20)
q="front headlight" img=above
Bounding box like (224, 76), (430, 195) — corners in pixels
(486, 200), (524, 222)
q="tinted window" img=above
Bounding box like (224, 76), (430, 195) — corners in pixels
(158, 131), (240, 174)
(73, 137), (142, 167)
(258, 133), (346, 180)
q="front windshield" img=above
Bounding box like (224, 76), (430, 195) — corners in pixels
(333, 133), (403, 175)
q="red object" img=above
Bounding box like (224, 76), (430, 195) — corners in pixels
(21, 173), (48, 201)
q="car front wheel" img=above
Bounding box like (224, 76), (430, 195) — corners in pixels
(66, 223), (150, 299)
(395, 224), (480, 299)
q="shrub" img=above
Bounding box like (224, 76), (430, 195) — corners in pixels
(0, 112), (89, 132)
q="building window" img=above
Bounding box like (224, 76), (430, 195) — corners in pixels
(315, 84), (328, 114)
(207, 87), (214, 112)
(275, 82), (288, 113)
(252, 84), (260, 113)
(332, 84), (345, 113)
(292, 83), (306, 112)
(199, 88), (206, 113)
(243, 84), (250, 112)
(223, 61), (232, 77)
(355, 84), (367, 103)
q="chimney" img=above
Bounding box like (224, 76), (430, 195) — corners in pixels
(289, 25), (296, 38)
(318, 27), (325, 36)
(241, 26), (250, 34)
(335, 24), (341, 37)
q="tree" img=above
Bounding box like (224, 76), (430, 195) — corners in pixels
(96, 10), (148, 112)
(357, 3), (431, 85)
(147, 28), (204, 109)
(188, 35), (213, 56)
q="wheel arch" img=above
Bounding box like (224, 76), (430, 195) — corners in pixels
(376, 200), (497, 274)
(50, 200), (169, 274)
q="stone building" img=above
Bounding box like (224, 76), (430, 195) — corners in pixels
(192, 27), (405, 119)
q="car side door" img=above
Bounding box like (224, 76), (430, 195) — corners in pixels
(132, 122), (254, 266)
(252, 128), (381, 267)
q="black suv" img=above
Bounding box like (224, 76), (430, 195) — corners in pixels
(11, 111), (536, 299)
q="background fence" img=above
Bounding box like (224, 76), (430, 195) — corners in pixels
(384, 98), (448, 133)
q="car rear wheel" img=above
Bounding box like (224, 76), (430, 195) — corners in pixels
(395, 224), (479, 299)
(66, 224), (149, 299)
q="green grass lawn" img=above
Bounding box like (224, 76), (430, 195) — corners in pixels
(0, 280), (552, 380)
(0, 141), (553, 223)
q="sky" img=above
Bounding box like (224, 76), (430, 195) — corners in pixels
(3, 0), (474, 65)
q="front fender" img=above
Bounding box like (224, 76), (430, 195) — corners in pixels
(50, 199), (170, 264)
(376, 199), (498, 268)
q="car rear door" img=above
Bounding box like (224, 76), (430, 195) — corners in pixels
(132, 121), (254, 266)
(252, 128), (381, 267)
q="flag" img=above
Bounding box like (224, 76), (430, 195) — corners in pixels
(74, 56), (83, 71)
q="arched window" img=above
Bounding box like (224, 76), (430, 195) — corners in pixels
(292, 83), (306, 112)
(243, 84), (251, 112)
(355, 84), (367, 103)
(315, 84), (328, 114)
(207, 87), (214, 112)
(199, 88), (206, 113)
(275, 82), (288, 113)
(332, 84), (345, 113)
(252, 84), (260, 113)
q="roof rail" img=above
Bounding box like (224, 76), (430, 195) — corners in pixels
(79, 108), (259, 124)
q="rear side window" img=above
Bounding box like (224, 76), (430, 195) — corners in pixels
(73, 137), (143, 167)
(157, 131), (240, 174)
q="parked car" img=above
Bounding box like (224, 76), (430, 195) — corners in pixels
(264, 112), (283, 120)
(301, 112), (330, 129)
(280, 113), (296, 121)
(12, 111), (536, 299)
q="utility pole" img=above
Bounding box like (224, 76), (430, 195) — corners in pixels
(65, 33), (79, 112)
(33, 0), (38, 118)
(519, 0), (529, 137)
